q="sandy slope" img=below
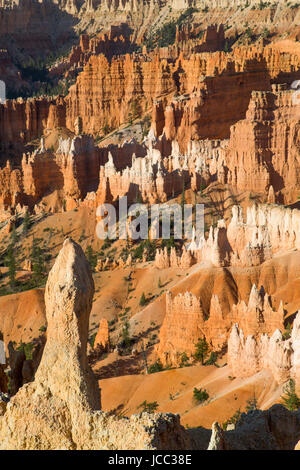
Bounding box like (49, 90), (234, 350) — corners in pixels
(0, 289), (46, 344)
(100, 364), (284, 429)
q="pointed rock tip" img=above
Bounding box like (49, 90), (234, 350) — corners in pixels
(45, 237), (94, 308)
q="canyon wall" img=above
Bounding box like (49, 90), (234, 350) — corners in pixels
(225, 86), (300, 200)
(228, 311), (300, 391)
(0, 96), (62, 158)
(157, 283), (285, 366)
(63, 40), (300, 145)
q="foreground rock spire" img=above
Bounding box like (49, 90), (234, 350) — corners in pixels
(0, 239), (189, 450)
(37, 238), (101, 411)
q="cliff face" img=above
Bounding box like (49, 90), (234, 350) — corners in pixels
(228, 311), (300, 390)
(49, 24), (136, 81)
(65, 52), (177, 133)
(157, 283), (285, 366)
(152, 44), (300, 150)
(0, 97), (57, 158)
(64, 42), (300, 143)
(22, 135), (100, 210)
(225, 86), (300, 200)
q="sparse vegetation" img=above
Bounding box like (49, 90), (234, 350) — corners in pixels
(144, 7), (198, 49)
(193, 337), (209, 365)
(245, 394), (258, 412)
(205, 351), (218, 366)
(22, 211), (31, 234)
(85, 245), (98, 271)
(281, 379), (300, 411)
(148, 359), (164, 374)
(180, 351), (189, 367)
(138, 400), (159, 413)
(16, 341), (34, 360)
(222, 409), (242, 430)
(193, 387), (209, 404)
(121, 320), (131, 348)
(139, 292), (147, 307)
(6, 245), (17, 289)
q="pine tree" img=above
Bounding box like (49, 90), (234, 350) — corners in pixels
(245, 394), (258, 412)
(181, 179), (185, 214)
(22, 211), (31, 235)
(138, 400), (159, 413)
(281, 379), (300, 411)
(10, 223), (18, 245)
(85, 245), (97, 271)
(128, 100), (140, 125)
(193, 337), (209, 365)
(31, 238), (45, 286)
(139, 292), (147, 306)
(7, 245), (16, 289)
(122, 320), (131, 348)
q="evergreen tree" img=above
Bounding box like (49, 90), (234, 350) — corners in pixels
(7, 245), (16, 289)
(122, 320), (131, 348)
(22, 211), (31, 235)
(10, 223), (18, 245)
(138, 400), (159, 413)
(181, 179), (185, 214)
(139, 292), (147, 307)
(205, 351), (217, 366)
(193, 337), (209, 365)
(85, 245), (97, 271)
(180, 352), (189, 367)
(245, 394), (258, 412)
(148, 359), (163, 374)
(281, 379), (300, 411)
(31, 238), (46, 286)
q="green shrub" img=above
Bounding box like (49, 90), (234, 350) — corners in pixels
(121, 320), (131, 348)
(89, 333), (97, 348)
(17, 342), (34, 360)
(205, 351), (217, 366)
(193, 387), (209, 404)
(180, 351), (189, 367)
(283, 323), (292, 340)
(148, 359), (163, 374)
